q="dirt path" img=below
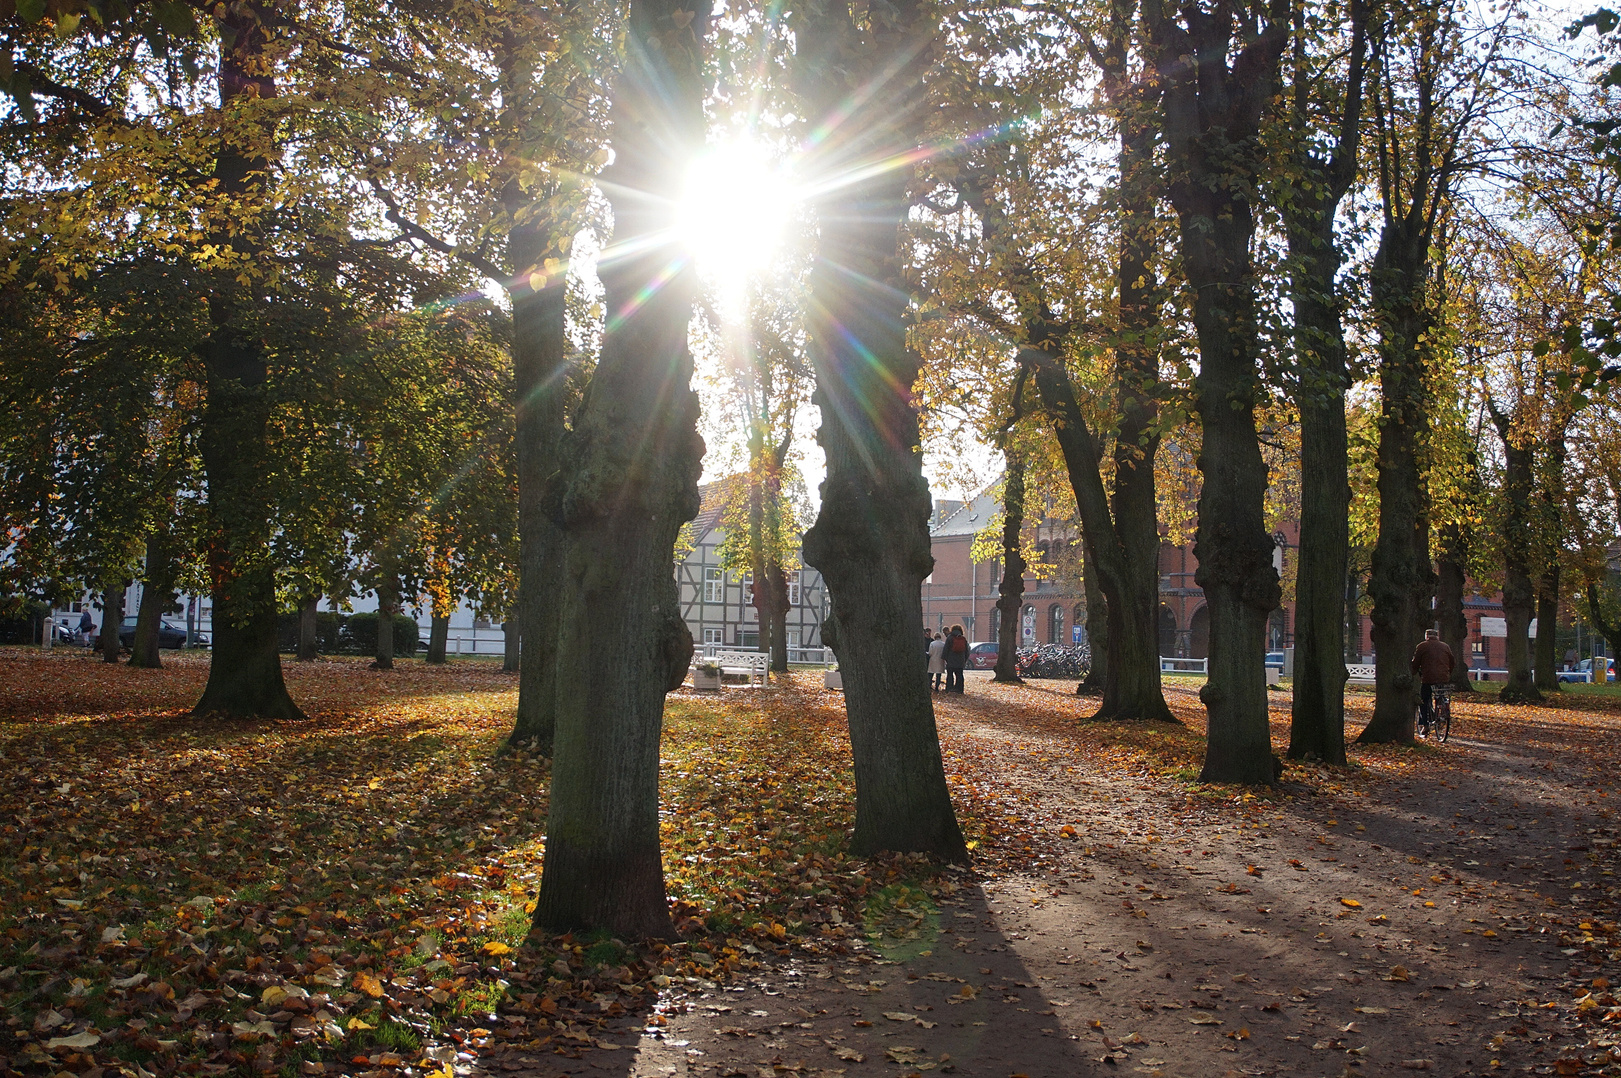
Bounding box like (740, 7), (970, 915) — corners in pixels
(477, 676), (1620, 1078)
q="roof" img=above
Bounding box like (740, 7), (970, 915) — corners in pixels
(690, 475), (744, 537)
(930, 484), (1001, 538)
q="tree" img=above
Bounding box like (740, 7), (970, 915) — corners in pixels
(1142, 0), (1289, 782)
(1274, 0), (1369, 764)
(1355, 0), (1503, 741)
(709, 284), (814, 674)
(530, 0), (712, 937)
(789, 0), (968, 860)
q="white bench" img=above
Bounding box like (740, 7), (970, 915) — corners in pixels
(695, 650), (769, 687)
(1347, 663), (1376, 688)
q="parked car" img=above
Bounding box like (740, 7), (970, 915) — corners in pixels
(116, 616), (206, 650)
(1265, 651), (1285, 669)
(1559, 657), (1616, 683)
(967, 642), (999, 670)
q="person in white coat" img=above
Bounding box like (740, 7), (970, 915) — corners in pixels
(927, 632), (946, 691)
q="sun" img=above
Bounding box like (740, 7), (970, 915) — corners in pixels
(675, 141), (798, 304)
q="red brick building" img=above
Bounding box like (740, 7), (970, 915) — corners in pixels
(923, 486), (1521, 675)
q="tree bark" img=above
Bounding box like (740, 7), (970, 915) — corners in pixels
(1358, 216), (1438, 741)
(1488, 402), (1541, 704)
(1345, 566), (1364, 662)
(767, 567), (790, 673)
(1144, 0), (1289, 780)
(427, 613), (450, 664)
(993, 457), (1026, 684)
(131, 529), (179, 670)
(191, 3), (303, 721)
(1434, 531), (1474, 691)
(1535, 567), (1560, 693)
(101, 585), (124, 664)
(297, 597), (319, 662)
(374, 575), (398, 671)
(793, 0), (967, 861)
(1080, 535), (1108, 691)
(1279, 0), (1366, 763)
(502, 620), (520, 673)
(530, 0), (711, 938)
(507, 220), (569, 750)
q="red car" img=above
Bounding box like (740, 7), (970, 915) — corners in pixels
(967, 642), (998, 670)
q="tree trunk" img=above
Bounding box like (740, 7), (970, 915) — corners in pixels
(191, 3), (303, 721)
(767, 566), (790, 673)
(1284, 211), (1351, 763)
(793, 0), (967, 862)
(1434, 533), (1474, 692)
(297, 597), (319, 662)
(1535, 567), (1559, 693)
(1345, 570), (1363, 662)
(427, 613), (450, 664)
(503, 129), (573, 755)
(1099, 100), (1174, 722)
(530, 0), (711, 938)
(1489, 403), (1542, 704)
(101, 585), (124, 664)
(502, 620), (520, 673)
(1144, 0), (1288, 782)
(993, 459), (1026, 684)
(1080, 536), (1107, 691)
(1586, 582), (1621, 661)
(374, 576), (398, 671)
(131, 529), (179, 670)
(1358, 218), (1437, 741)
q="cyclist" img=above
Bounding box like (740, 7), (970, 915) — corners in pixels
(1411, 628), (1455, 735)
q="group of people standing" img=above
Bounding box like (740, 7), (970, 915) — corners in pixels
(926, 624), (969, 693)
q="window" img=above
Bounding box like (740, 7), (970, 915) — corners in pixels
(743, 573), (754, 605)
(1471, 638), (1484, 655)
(703, 628), (723, 646)
(704, 567), (724, 603)
(787, 629), (801, 650)
(738, 631), (760, 648)
(474, 617), (493, 629)
(787, 571), (802, 606)
(1049, 604), (1064, 644)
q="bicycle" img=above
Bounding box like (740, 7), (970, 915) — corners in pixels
(1416, 685), (1453, 742)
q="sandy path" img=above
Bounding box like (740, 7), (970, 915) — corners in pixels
(479, 676), (1619, 1078)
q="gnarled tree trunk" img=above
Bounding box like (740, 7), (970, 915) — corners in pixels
(793, 0), (967, 861)
(530, 0), (711, 937)
(1144, 0), (1289, 781)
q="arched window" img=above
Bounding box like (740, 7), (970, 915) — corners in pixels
(1049, 604), (1065, 644)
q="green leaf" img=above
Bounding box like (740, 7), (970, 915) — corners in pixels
(16, 0), (45, 23)
(152, 1), (198, 36)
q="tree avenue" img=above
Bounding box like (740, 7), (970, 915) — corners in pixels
(3, 0), (1621, 950)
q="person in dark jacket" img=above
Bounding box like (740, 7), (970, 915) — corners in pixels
(943, 624), (969, 693)
(1411, 629), (1455, 729)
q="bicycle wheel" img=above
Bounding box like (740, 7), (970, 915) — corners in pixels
(1438, 698), (1451, 743)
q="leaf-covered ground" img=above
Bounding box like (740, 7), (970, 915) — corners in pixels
(3, 653), (1620, 1078)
